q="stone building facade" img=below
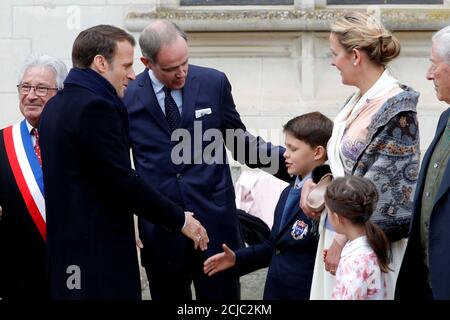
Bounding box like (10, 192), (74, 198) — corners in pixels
(1, 0), (450, 163)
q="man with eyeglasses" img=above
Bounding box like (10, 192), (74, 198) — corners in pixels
(0, 54), (67, 300)
(396, 26), (450, 300)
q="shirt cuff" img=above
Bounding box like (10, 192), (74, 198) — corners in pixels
(181, 213), (187, 230)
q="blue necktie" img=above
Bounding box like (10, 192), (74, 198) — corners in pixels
(163, 86), (181, 131)
(279, 187), (301, 232)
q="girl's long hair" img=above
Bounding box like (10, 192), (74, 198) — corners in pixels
(325, 176), (391, 272)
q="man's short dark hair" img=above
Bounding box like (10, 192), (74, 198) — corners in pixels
(72, 24), (136, 68)
(283, 112), (333, 149)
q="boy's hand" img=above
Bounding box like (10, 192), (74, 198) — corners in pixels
(203, 243), (236, 276)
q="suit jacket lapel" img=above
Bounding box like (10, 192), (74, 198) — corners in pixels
(271, 187), (289, 234)
(433, 110), (450, 206)
(180, 68), (198, 129)
(137, 70), (171, 134)
(435, 162), (450, 205)
(275, 206), (301, 243)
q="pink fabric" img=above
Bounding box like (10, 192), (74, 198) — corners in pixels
(340, 86), (402, 175)
(332, 236), (387, 300)
(235, 171), (289, 229)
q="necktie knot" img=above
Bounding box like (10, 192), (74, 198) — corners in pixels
(163, 86), (171, 95)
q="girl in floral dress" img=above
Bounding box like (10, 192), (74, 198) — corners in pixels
(324, 176), (390, 300)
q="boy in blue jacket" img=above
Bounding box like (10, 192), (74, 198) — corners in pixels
(204, 112), (333, 299)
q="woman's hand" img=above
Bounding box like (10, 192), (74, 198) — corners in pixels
(324, 239), (344, 276)
(300, 179), (322, 220)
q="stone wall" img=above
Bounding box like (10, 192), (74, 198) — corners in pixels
(1, 0), (449, 159)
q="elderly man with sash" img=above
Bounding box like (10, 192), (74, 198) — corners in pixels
(0, 54), (67, 300)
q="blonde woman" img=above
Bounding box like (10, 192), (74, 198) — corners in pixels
(302, 11), (420, 300)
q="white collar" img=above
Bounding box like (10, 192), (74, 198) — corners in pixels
(294, 173), (311, 189)
(328, 69), (399, 177)
(341, 235), (372, 258)
(25, 120), (34, 135)
(341, 69), (399, 122)
(147, 69), (164, 94)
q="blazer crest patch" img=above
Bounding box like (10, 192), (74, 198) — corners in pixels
(291, 219), (308, 240)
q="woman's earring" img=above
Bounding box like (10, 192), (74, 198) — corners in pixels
(353, 62), (357, 66)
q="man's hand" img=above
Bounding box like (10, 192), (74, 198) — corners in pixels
(182, 211), (209, 251)
(135, 236), (144, 249)
(300, 179), (322, 220)
(203, 243), (236, 276)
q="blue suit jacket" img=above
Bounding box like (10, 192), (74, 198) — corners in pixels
(235, 184), (318, 300)
(123, 66), (289, 270)
(396, 107), (450, 300)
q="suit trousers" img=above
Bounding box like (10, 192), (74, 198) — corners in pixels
(142, 242), (240, 301)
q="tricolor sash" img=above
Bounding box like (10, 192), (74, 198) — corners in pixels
(3, 120), (46, 240)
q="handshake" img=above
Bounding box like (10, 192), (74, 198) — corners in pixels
(181, 211), (209, 251)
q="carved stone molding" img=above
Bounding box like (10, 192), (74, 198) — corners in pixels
(187, 32), (301, 57)
(125, 7), (450, 32)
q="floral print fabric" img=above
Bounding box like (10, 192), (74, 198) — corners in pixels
(332, 236), (387, 300)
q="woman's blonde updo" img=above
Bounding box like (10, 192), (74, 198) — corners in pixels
(331, 11), (400, 66)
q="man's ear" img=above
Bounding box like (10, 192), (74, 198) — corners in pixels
(140, 57), (152, 70)
(91, 55), (108, 73)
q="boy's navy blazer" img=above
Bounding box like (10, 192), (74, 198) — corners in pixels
(235, 183), (319, 300)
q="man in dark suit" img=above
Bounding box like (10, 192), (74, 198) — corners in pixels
(0, 54), (67, 299)
(39, 24), (208, 300)
(396, 26), (450, 300)
(123, 20), (289, 301)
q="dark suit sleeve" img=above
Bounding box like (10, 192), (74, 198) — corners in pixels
(219, 73), (291, 182)
(234, 184), (292, 276)
(79, 100), (185, 231)
(234, 239), (273, 276)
